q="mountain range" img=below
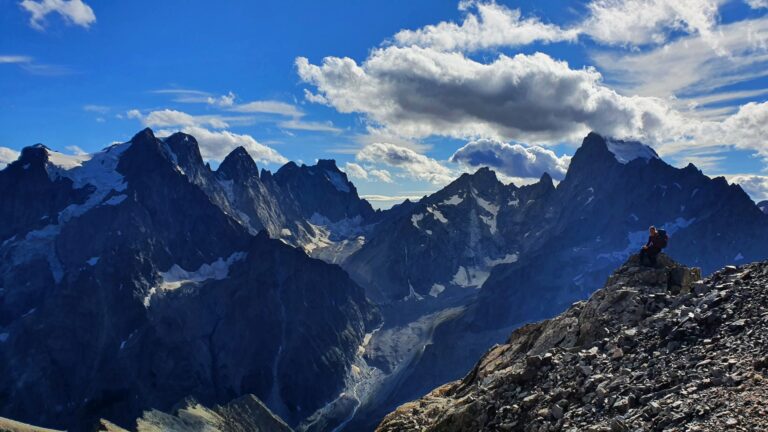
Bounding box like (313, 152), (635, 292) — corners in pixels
(0, 129), (766, 431)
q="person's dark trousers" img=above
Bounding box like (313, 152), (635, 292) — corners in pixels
(640, 248), (659, 267)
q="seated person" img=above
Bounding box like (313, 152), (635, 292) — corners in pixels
(640, 225), (667, 267)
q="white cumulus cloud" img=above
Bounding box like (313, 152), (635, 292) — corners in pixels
(157, 126), (287, 166)
(129, 109), (255, 130)
(343, 162), (394, 183)
(20, 0), (96, 30)
(356, 142), (454, 184)
(392, 1), (577, 52)
(0, 147), (20, 169)
(343, 162), (368, 180)
(450, 139), (571, 180)
(297, 49), (674, 144)
(370, 168), (393, 183)
(582, 0), (723, 47)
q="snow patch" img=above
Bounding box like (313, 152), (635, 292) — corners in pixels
(485, 253), (519, 266)
(301, 214), (369, 262)
(441, 194), (463, 206)
(86, 256), (100, 266)
(402, 282), (424, 301)
(427, 206), (448, 224)
(452, 266), (491, 288)
(734, 252), (744, 261)
(474, 193), (500, 234)
(280, 228), (293, 237)
(325, 170), (350, 193)
(144, 252), (247, 307)
(411, 213), (425, 229)
(606, 139), (660, 164)
(429, 283), (446, 298)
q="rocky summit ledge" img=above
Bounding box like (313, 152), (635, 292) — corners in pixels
(377, 254), (768, 432)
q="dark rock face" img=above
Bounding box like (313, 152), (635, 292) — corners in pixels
(273, 160), (376, 223)
(377, 257), (768, 431)
(0, 129), (380, 431)
(0, 145), (90, 243)
(344, 167), (557, 302)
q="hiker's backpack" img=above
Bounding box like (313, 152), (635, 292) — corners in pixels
(657, 229), (668, 248)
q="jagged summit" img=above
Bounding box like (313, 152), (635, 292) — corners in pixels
(217, 145), (259, 181)
(17, 144), (51, 165)
(130, 127), (156, 144)
(566, 133), (664, 182)
(315, 158), (339, 169)
(377, 256), (768, 431)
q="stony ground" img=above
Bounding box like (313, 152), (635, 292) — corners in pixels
(377, 254), (768, 432)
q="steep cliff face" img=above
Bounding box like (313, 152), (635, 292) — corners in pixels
(0, 129), (380, 431)
(344, 168), (556, 303)
(377, 256), (768, 431)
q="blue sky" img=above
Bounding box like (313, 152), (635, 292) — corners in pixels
(3, 0), (768, 207)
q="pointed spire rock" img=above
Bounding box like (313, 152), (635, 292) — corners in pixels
(218, 146), (259, 181)
(131, 127), (156, 144)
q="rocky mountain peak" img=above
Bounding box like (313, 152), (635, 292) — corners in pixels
(538, 171), (554, 189)
(272, 159), (375, 222)
(316, 158), (339, 170)
(17, 144), (51, 166)
(564, 132), (661, 184)
(446, 167), (503, 195)
(217, 146), (259, 181)
(131, 127), (157, 145)
(377, 256), (768, 431)
(164, 132), (205, 171)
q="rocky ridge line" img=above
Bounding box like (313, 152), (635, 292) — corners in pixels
(377, 254), (768, 431)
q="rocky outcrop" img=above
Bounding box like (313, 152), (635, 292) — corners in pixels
(0, 417), (62, 432)
(97, 394), (292, 432)
(377, 255), (768, 431)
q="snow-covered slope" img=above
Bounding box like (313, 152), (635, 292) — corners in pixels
(605, 137), (660, 164)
